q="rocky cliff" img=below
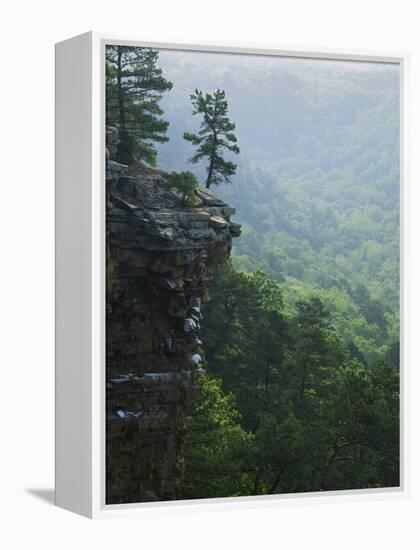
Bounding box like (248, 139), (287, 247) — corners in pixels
(106, 128), (240, 504)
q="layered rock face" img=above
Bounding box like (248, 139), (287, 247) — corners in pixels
(106, 136), (240, 504)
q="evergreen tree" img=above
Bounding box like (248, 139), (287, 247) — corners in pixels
(179, 373), (255, 499)
(178, 263), (400, 498)
(293, 297), (335, 404)
(183, 89), (240, 188)
(106, 46), (173, 165)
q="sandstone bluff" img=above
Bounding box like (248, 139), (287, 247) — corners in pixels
(106, 127), (241, 504)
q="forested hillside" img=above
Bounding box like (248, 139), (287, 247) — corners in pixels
(157, 52), (400, 365)
(106, 45), (400, 501)
(179, 263), (399, 499)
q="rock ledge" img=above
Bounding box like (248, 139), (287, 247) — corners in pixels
(106, 153), (240, 503)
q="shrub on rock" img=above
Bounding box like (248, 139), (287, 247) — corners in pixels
(163, 171), (199, 206)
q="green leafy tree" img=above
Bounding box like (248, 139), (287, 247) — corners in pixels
(319, 361), (400, 490)
(181, 263), (400, 497)
(106, 46), (173, 165)
(183, 89), (240, 188)
(163, 171), (199, 206)
(293, 297), (336, 404)
(201, 262), (289, 433)
(179, 373), (255, 499)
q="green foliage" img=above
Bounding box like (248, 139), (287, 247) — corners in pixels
(163, 171), (199, 206)
(106, 46), (173, 165)
(183, 89), (240, 188)
(223, 158), (399, 363)
(155, 57), (399, 366)
(103, 49), (400, 499)
(178, 373), (255, 499)
(179, 263), (400, 497)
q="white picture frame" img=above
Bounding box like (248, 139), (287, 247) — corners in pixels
(55, 31), (410, 519)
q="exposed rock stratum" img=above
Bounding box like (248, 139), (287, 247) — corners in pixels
(106, 128), (240, 504)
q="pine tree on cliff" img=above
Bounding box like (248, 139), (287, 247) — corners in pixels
(183, 89), (240, 189)
(106, 46), (173, 166)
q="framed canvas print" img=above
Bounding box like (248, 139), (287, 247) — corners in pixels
(55, 32), (409, 518)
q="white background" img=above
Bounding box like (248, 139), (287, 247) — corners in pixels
(1, 0), (418, 547)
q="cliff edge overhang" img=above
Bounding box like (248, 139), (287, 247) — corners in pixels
(106, 127), (240, 504)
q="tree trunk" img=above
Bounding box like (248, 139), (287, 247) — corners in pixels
(205, 130), (218, 188)
(269, 470), (282, 494)
(117, 47), (126, 129)
(252, 471), (261, 495)
(206, 152), (215, 188)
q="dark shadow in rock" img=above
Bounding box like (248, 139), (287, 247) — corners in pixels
(25, 488), (55, 505)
